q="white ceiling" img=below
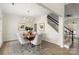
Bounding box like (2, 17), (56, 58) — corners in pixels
(0, 3), (50, 17)
(41, 3), (65, 16)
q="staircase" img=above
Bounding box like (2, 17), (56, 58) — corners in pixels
(47, 14), (74, 48)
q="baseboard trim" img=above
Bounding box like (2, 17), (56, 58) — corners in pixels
(3, 40), (17, 43)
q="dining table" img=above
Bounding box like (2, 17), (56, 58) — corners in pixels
(23, 31), (36, 47)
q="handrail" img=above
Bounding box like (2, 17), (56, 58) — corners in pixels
(47, 15), (58, 24)
(47, 15), (58, 25)
(64, 26), (72, 33)
(47, 15), (73, 33)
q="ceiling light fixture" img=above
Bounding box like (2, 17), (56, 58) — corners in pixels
(24, 10), (34, 22)
(24, 10), (30, 20)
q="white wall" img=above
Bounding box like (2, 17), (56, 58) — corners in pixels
(3, 14), (35, 41)
(59, 16), (64, 47)
(36, 15), (61, 46)
(35, 16), (46, 34)
(3, 14), (21, 41)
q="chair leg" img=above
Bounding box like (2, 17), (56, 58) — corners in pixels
(31, 44), (36, 47)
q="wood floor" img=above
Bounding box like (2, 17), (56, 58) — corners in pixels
(0, 39), (79, 55)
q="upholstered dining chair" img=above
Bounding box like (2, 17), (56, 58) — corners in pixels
(31, 32), (42, 46)
(16, 32), (29, 45)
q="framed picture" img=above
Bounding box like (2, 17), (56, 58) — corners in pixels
(18, 23), (25, 31)
(39, 23), (45, 31)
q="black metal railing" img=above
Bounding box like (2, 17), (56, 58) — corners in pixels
(47, 15), (73, 46)
(47, 15), (58, 25)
